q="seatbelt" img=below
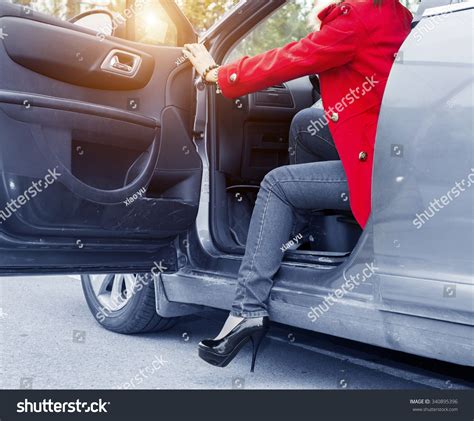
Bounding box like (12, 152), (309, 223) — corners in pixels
(309, 74), (321, 103)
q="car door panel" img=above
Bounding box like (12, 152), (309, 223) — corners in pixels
(2, 17), (155, 90)
(0, 2), (201, 274)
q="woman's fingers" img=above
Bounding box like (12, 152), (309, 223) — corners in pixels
(182, 45), (194, 58)
(198, 44), (212, 59)
(184, 43), (201, 56)
(182, 49), (192, 60)
(182, 43), (216, 77)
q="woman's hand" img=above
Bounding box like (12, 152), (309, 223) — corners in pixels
(183, 43), (219, 83)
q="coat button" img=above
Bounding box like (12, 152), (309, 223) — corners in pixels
(330, 112), (339, 122)
(229, 73), (238, 83)
(359, 151), (368, 162)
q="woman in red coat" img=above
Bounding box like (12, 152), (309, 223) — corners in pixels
(184, 0), (412, 371)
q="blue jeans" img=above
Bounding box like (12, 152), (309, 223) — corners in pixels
(231, 105), (350, 318)
(289, 101), (340, 164)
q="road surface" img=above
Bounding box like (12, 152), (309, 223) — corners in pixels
(0, 276), (471, 390)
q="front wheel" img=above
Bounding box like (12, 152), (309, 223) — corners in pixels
(81, 273), (176, 334)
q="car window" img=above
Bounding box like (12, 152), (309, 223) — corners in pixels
(8, 0), (179, 46)
(225, 0), (418, 64)
(133, 1), (178, 46)
(402, 0), (420, 14)
(8, 0), (242, 45)
(225, 0), (313, 64)
(177, 0), (241, 33)
(8, 0), (126, 21)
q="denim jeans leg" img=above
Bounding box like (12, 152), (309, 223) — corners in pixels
(231, 161), (350, 318)
(231, 170), (295, 318)
(289, 103), (339, 165)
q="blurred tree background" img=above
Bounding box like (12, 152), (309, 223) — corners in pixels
(220, 0), (418, 61)
(227, 0), (314, 61)
(8, 0), (420, 49)
(176, 0), (240, 32)
(9, 0), (125, 20)
(178, 0), (419, 37)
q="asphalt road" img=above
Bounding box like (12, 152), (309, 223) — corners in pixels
(0, 276), (471, 390)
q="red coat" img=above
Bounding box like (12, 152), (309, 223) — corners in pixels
(218, 0), (412, 227)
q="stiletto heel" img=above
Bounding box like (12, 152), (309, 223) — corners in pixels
(250, 331), (266, 372)
(198, 316), (269, 371)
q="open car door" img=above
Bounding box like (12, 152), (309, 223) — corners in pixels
(0, 0), (202, 275)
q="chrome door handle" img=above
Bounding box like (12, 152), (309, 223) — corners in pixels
(101, 49), (142, 77)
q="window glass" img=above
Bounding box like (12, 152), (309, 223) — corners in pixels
(176, 0), (240, 33)
(401, 0), (420, 14)
(9, 0), (179, 45)
(226, 0), (418, 64)
(133, 1), (178, 46)
(226, 0), (314, 63)
(9, 0), (126, 21)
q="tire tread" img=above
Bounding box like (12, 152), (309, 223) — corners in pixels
(81, 273), (176, 334)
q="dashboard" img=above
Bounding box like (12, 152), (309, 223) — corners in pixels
(216, 76), (316, 183)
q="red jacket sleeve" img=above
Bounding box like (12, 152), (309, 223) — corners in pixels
(218, 5), (362, 99)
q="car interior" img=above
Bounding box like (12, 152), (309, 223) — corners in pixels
(209, 76), (363, 259)
(206, 0), (435, 261)
(0, 0), (368, 272)
(5, 0), (443, 270)
(0, 1), (207, 271)
(0, 15), (200, 232)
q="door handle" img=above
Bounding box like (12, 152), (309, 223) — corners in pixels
(101, 49), (142, 77)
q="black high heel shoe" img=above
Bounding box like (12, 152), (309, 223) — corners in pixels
(198, 316), (269, 372)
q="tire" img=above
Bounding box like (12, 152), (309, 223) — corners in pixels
(81, 273), (176, 334)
